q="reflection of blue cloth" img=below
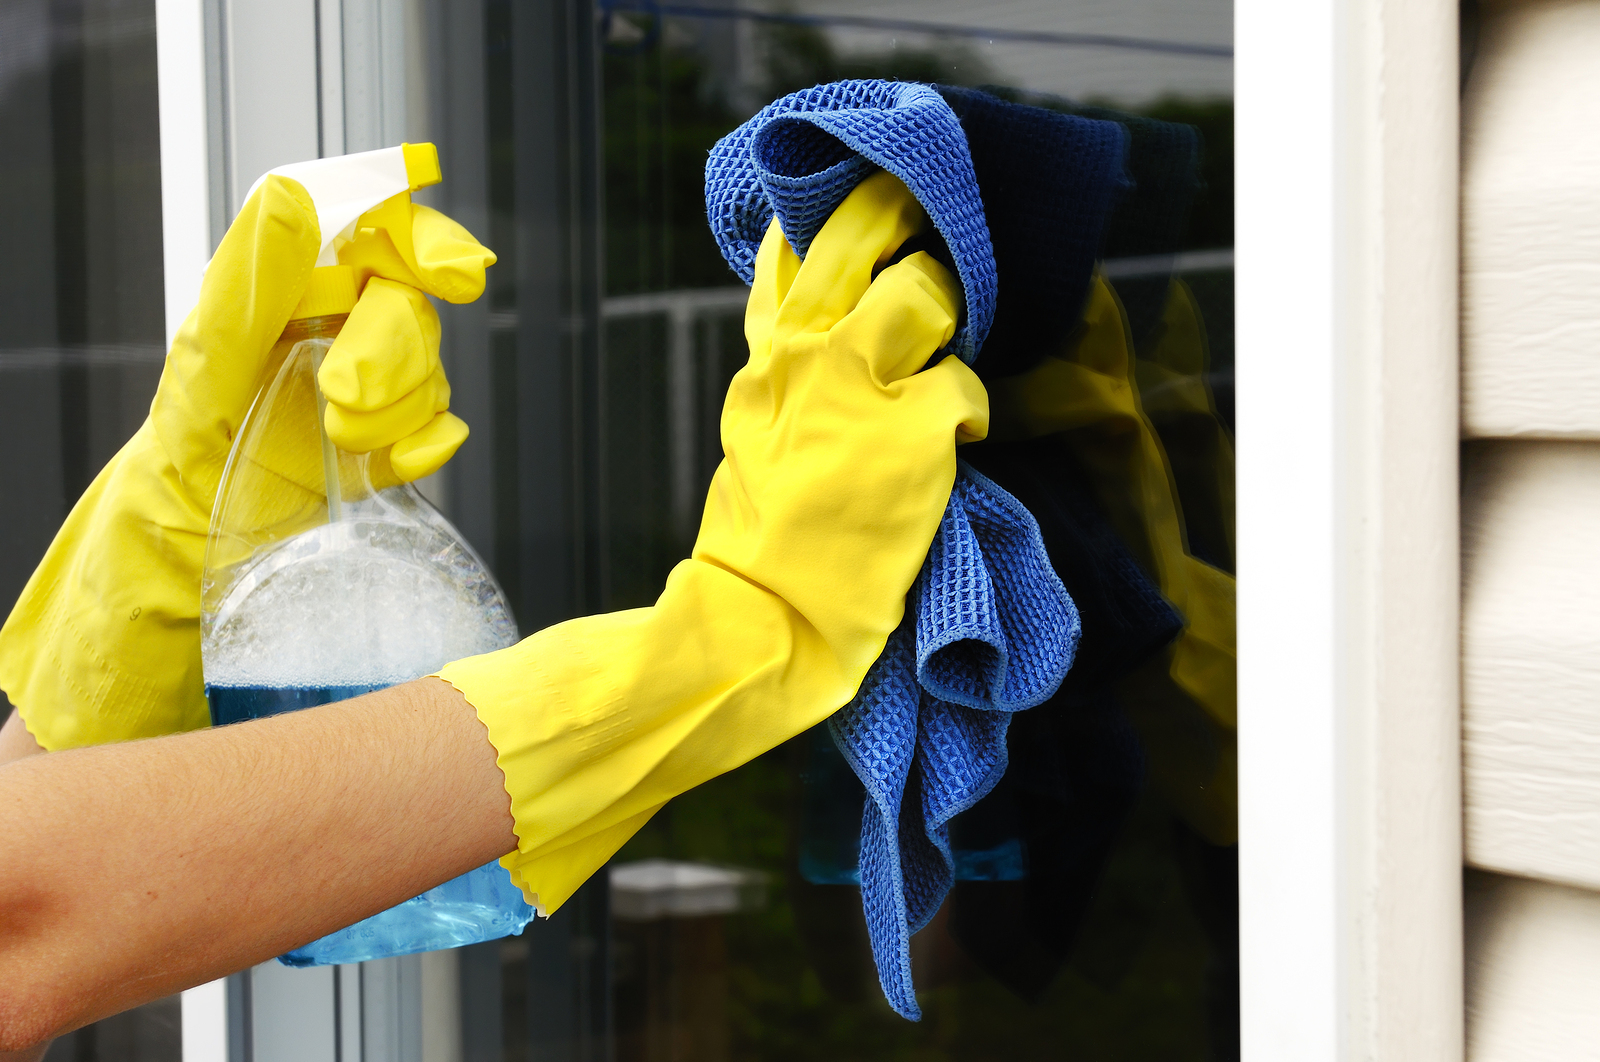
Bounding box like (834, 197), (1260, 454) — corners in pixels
(934, 87), (1130, 379)
(828, 464), (1079, 1019)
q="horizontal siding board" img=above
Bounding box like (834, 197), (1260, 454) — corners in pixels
(1466, 870), (1600, 1061)
(1462, 440), (1600, 889)
(1461, 0), (1600, 438)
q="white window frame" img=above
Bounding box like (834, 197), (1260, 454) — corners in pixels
(161, 0), (1469, 1057)
(1236, 0), (1462, 1058)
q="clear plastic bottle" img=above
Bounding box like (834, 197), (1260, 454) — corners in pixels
(200, 264), (535, 967)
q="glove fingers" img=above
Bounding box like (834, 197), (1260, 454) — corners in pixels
(324, 366), (450, 453)
(831, 252), (961, 385)
(339, 201), (496, 305)
(744, 219), (801, 363)
(909, 353), (990, 445)
(408, 204), (497, 304)
(777, 170), (928, 338)
(391, 411), (470, 482)
(318, 278), (441, 411)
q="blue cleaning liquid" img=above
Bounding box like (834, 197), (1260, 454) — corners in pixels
(208, 683), (385, 725)
(207, 684), (536, 967)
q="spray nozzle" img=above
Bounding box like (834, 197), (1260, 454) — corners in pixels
(245, 142), (442, 268)
(248, 141), (490, 321)
(252, 141), (489, 313)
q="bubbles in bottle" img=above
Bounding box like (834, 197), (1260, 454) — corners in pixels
(203, 516), (517, 691)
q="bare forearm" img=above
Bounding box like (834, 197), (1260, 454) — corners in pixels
(0, 712), (55, 1062)
(0, 677), (515, 1050)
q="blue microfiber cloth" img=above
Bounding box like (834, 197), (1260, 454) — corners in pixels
(796, 444), (1183, 897)
(706, 79), (996, 364)
(827, 462), (1079, 1019)
(705, 81), (1125, 1020)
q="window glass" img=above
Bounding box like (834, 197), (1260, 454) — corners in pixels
(0, 0), (166, 626)
(428, 0), (1235, 1058)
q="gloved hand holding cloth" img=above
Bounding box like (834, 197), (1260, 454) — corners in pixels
(438, 170), (988, 914)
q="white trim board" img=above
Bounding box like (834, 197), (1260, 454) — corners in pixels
(1236, 0), (1462, 1058)
(155, 0), (210, 348)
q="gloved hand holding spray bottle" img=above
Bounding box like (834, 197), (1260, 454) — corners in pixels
(196, 144), (536, 965)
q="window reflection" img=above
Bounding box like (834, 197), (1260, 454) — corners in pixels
(0, 0), (165, 627)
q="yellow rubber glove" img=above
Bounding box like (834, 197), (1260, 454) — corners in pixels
(438, 171), (989, 914)
(321, 195), (497, 478)
(0, 176), (493, 750)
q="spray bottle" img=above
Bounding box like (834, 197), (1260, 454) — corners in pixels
(200, 144), (535, 966)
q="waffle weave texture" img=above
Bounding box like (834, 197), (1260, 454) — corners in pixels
(933, 87), (1130, 379)
(706, 80), (996, 364)
(827, 463), (1080, 1019)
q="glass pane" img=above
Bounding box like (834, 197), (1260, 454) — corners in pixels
(0, 1), (173, 1054)
(0, 0), (166, 624)
(40, 994), (181, 1062)
(422, 0), (1234, 1056)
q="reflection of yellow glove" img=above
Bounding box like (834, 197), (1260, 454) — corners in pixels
(986, 274), (1236, 843)
(0, 175), (493, 751)
(439, 171), (988, 914)
(1133, 279), (1234, 573)
(987, 274), (1235, 729)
